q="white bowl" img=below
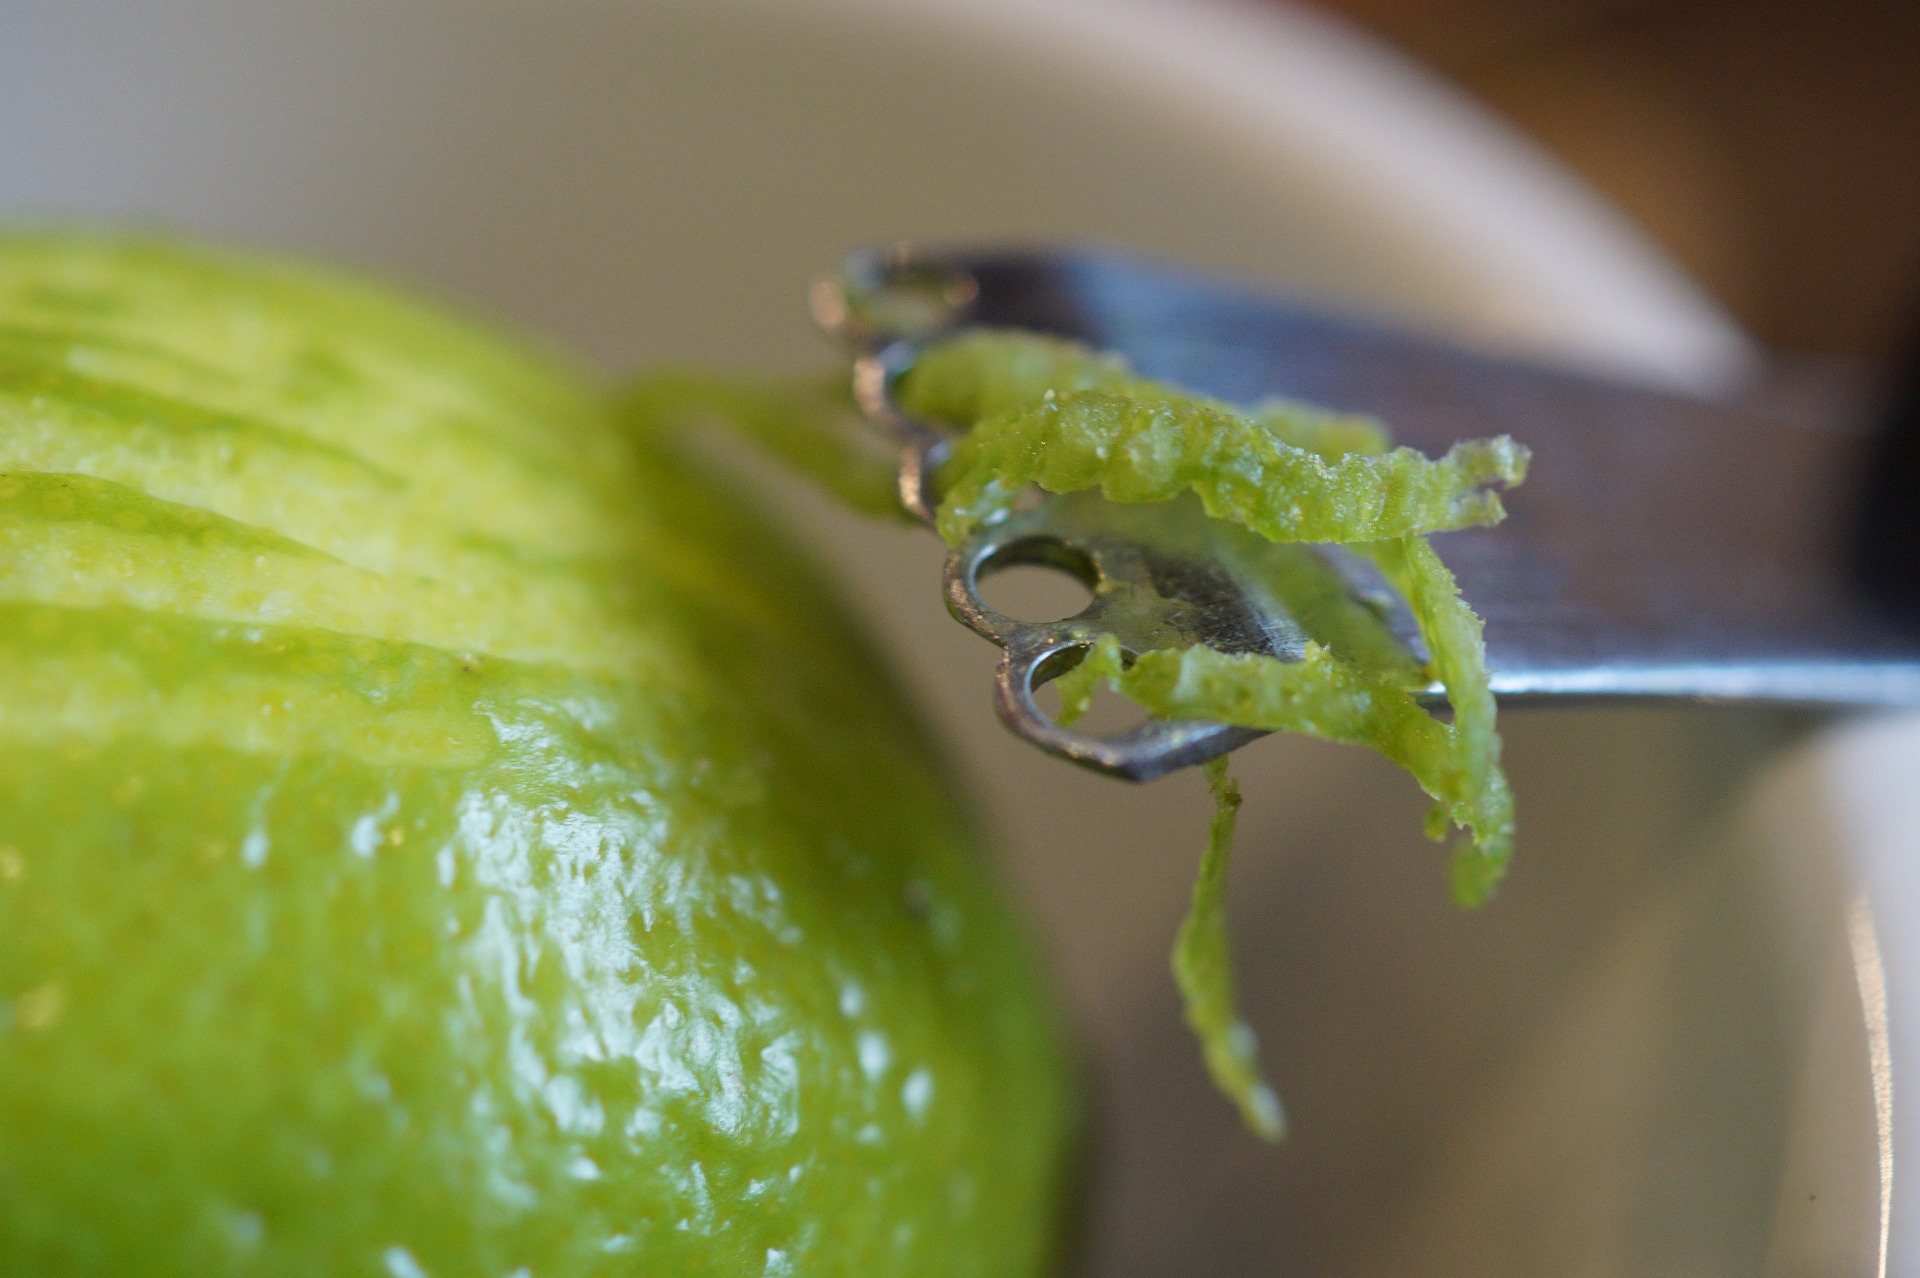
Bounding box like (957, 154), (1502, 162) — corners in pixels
(3, 1), (1907, 1273)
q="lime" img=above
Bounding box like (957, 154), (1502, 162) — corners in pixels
(0, 232), (1076, 1276)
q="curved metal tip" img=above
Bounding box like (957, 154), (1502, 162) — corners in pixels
(991, 634), (1265, 781)
(820, 243), (1330, 782)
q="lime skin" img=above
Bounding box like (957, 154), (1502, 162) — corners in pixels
(0, 232), (1076, 1277)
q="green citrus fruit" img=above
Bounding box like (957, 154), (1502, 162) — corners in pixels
(0, 231), (1076, 1277)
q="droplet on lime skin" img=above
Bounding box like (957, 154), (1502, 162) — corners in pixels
(0, 231), (1077, 1276)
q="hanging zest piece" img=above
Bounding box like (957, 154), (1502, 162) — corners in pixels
(1179, 759), (1285, 1141)
(1058, 666), (1282, 1138)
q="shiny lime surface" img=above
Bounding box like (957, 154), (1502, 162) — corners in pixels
(0, 233), (1075, 1276)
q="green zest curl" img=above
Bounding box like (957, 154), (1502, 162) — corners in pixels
(1365, 535), (1515, 905)
(918, 331), (1523, 1137)
(897, 332), (1526, 546)
(624, 326), (1526, 1141)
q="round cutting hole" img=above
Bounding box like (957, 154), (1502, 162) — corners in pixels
(975, 538), (1097, 623)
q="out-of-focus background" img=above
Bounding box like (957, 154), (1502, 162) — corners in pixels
(1308, 0), (1920, 360)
